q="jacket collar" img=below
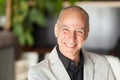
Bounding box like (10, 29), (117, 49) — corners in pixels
(48, 47), (94, 80)
(48, 47), (71, 80)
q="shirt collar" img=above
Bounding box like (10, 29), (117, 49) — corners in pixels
(56, 45), (84, 70)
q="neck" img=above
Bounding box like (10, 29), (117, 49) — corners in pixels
(57, 46), (81, 66)
(70, 53), (80, 66)
(62, 50), (80, 66)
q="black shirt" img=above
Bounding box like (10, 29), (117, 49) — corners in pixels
(56, 46), (84, 80)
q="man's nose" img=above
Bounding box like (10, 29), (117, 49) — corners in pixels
(68, 32), (76, 42)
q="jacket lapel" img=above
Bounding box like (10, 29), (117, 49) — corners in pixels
(48, 47), (71, 80)
(48, 47), (94, 80)
(83, 49), (94, 80)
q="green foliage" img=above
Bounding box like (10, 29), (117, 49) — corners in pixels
(12, 0), (35, 46)
(0, 0), (5, 16)
(46, 0), (63, 18)
(29, 8), (46, 27)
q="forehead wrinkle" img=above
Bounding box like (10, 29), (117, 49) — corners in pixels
(57, 6), (89, 29)
(60, 23), (85, 31)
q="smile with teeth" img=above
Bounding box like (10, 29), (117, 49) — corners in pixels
(65, 42), (76, 47)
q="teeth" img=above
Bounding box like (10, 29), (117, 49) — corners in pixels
(66, 43), (76, 47)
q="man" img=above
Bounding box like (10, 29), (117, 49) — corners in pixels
(28, 6), (116, 80)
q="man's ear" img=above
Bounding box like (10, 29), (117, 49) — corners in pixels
(54, 24), (58, 38)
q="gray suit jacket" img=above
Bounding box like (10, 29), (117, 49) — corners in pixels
(28, 47), (116, 80)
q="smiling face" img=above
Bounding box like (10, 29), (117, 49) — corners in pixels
(55, 8), (89, 58)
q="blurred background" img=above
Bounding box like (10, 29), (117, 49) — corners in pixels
(0, 0), (120, 80)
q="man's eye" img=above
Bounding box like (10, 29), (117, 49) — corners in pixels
(76, 30), (84, 34)
(63, 28), (69, 31)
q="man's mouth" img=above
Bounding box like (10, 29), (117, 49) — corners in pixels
(65, 42), (76, 48)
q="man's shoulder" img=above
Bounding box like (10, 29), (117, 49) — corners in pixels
(34, 57), (49, 69)
(28, 57), (50, 75)
(83, 49), (112, 73)
(83, 49), (108, 63)
(30, 47), (58, 71)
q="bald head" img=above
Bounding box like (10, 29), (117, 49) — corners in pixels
(57, 5), (89, 28)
